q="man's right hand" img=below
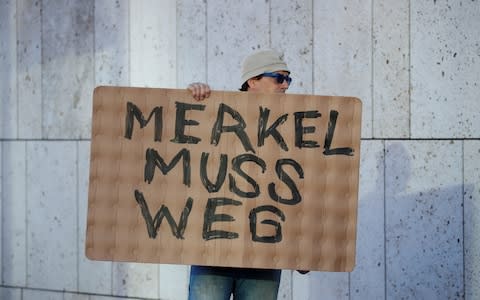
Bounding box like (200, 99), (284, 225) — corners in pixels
(187, 82), (211, 101)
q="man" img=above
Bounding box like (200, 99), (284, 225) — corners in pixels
(187, 49), (299, 300)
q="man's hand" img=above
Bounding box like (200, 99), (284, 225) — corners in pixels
(187, 82), (211, 101)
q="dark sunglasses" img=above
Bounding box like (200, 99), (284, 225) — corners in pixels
(262, 72), (292, 85)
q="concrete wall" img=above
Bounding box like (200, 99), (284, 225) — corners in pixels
(1, 0), (479, 299)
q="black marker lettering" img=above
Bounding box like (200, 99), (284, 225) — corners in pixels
(144, 148), (191, 187)
(203, 197), (242, 240)
(249, 205), (285, 243)
(124, 102), (163, 141)
(200, 152), (228, 193)
(268, 159), (304, 205)
(170, 101), (205, 144)
(294, 110), (321, 148)
(229, 153), (266, 198)
(134, 190), (193, 239)
(211, 103), (255, 153)
(258, 107), (289, 151)
(323, 110), (354, 156)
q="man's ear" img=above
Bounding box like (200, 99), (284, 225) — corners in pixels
(247, 78), (257, 89)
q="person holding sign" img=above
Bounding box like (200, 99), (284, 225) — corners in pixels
(187, 49), (307, 300)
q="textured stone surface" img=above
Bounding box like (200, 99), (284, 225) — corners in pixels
(464, 140), (480, 299)
(130, 0), (176, 88)
(159, 264), (189, 300)
(0, 0), (17, 138)
(90, 296), (133, 300)
(0, 143), (2, 283)
(26, 142), (78, 290)
(112, 262), (159, 298)
(78, 141), (112, 294)
(0, 1), (479, 299)
(1, 142), (27, 286)
(309, 271), (349, 299)
(271, 0), (313, 94)
(207, 0), (269, 91)
(292, 270), (309, 300)
(23, 289), (62, 300)
(0, 287), (21, 300)
(411, 1), (480, 138)
(42, 0), (94, 139)
(177, 0), (207, 87)
(350, 140), (385, 299)
(373, 0), (410, 138)
(94, 0), (129, 87)
(385, 141), (463, 299)
(17, 0), (42, 139)
(63, 293), (90, 300)
(278, 270), (292, 300)
(314, 0), (372, 138)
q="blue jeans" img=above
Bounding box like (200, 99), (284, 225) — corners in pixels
(188, 267), (281, 300)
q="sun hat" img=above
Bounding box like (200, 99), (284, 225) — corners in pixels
(240, 49), (290, 86)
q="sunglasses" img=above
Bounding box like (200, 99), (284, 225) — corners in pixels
(262, 72), (292, 85)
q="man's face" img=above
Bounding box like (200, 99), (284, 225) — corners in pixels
(247, 71), (290, 94)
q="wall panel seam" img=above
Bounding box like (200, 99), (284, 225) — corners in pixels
(382, 139), (387, 300)
(24, 142), (28, 286)
(370, 0), (374, 139)
(408, 0), (412, 138)
(76, 141), (80, 292)
(40, 0), (44, 139)
(0, 141), (3, 284)
(311, 0), (314, 95)
(462, 140), (466, 298)
(16, 0), (19, 139)
(205, 0), (208, 84)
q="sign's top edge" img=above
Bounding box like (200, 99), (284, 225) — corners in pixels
(93, 85), (362, 104)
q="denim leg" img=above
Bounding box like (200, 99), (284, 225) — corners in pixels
(234, 277), (280, 300)
(188, 274), (234, 300)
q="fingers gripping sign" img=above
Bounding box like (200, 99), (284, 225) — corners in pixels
(188, 82), (211, 101)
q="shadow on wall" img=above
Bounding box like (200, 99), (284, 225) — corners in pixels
(385, 142), (465, 299)
(309, 141), (467, 299)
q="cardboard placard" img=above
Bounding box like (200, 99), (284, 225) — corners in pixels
(86, 86), (362, 272)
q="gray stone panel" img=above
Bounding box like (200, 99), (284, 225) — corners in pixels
(385, 141), (463, 299)
(63, 293), (90, 300)
(95, 0), (129, 86)
(26, 142), (78, 290)
(313, 0), (372, 138)
(1, 142), (27, 286)
(42, 0), (94, 139)
(23, 289), (62, 300)
(177, 0), (207, 87)
(464, 140), (480, 299)
(0, 287), (21, 300)
(271, 0), (313, 94)
(112, 262), (159, 299)
(278, 270), (292, 300)
(350, 140), (385, 299)
(17, 0), (42, 139)
(292, 270), (309, 300)
(411, 1), (480, 138)
(0, 0), (17, 138)
(207, 0), (269, 91)
(0, 143), (2, 284)
(129, 1), (176, 88)
(309, 271), (349, 299)
(159, 264), (189, 300)
(78, 141), (112, 294)
(373, 0), (410, 138)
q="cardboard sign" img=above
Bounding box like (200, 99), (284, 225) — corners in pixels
(86, 86), (362, 272)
